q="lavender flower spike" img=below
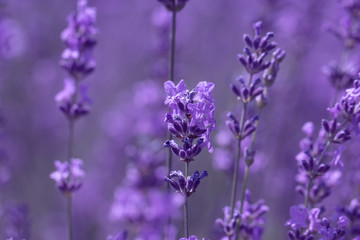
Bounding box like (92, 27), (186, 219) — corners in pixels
(60, 0), (97, 80)
(50, 158), (85, 195)
(164, 79), (216, 153)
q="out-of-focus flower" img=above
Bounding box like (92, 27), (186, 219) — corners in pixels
(50, 158), (85, 195)
(60, 0), (97, 80)
(55, 78), (91, 119)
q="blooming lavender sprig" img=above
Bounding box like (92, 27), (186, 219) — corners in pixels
(60, 0), (97, 80)
(324, 0), (360, 93)
(164, 79), (216, 154)
(217, 190), (268, 240)
(50, 1), (97, 240)
(295, 80), (360, 210)
(223, 21), (285, 239)
(164, 79), (215, 238)
(286, 205), (349, 240)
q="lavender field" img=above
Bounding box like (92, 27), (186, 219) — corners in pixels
(1, 0), (360, 239)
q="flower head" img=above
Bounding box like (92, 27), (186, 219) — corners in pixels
(50, 158), (85, 195)
(165, 170), (208, 197)
(60, 0), (97, 79)
(164, 79), (216, 154)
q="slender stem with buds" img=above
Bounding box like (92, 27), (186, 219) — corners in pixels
(167, 9), (177, 176)
(304, 120), (347, 208)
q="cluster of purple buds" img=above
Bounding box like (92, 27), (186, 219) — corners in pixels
(322, 118), (351, 144)
(239, 21), (279, 75)
(164, 138), (203, 162)
(337, 198), (360, 236)
(262, 48), (286, 87)
(60, 0), (97, 79)
(55, 78), (91, 119)
(165, 170), (208, 197)
(50, 158), (85, 196)
(319, 216), (348, 240)
(295, 122), (344, 205)
(286, 206), (323, 240)
(330, 0), (360, 48)
(216, 206), (240, 238)
(323, 62), (358, 90)
(164, 79), (216, 154)
(338, 80), (360, 121)
(217, 190), (268, 239)
(158, 0), (190, 12)
(226, 112), (258, 140)
(230, 77), (263, 103)
(55, 0), (97, 119)
(237, 190), (269, 240)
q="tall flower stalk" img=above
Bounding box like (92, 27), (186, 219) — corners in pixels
(49, 1), (97, 240)
(164, 79), (216, 237)
(217, 21), (285, 240)
(158, 0), (190, 176)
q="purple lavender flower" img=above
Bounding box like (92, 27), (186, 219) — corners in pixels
(286, 205), (309, 229)
(326, 15), (360, 49)
(164, 79), (216, 153)
(217, 190), (268, 240)
(60, 0), (97, 80)
(319, 216), (348, 240)
(158, 0), (190, 12)
(323, 62), (358, 90)
(165, 170), (208, 197)
(337, 198), (360, 236)
(55, 78), (91, 119)
(50, 158), (85, 195)
(238, 21), (282, 75)
(216, 206), (240, 238)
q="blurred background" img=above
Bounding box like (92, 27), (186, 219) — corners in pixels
(0, 0), (357, 239)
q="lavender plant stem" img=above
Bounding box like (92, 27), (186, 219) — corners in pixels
(66, 119), (74, 240)
(167, 9), (177, 176)
(229, 74), (253, 218)
(304, 120), (347, 208)
(304, 140), (330, 208)
(229, 103), (247, 218)
(65, 79), (79, 240)
(67, 196), (73, 240)
(184, 161), (189, 238)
